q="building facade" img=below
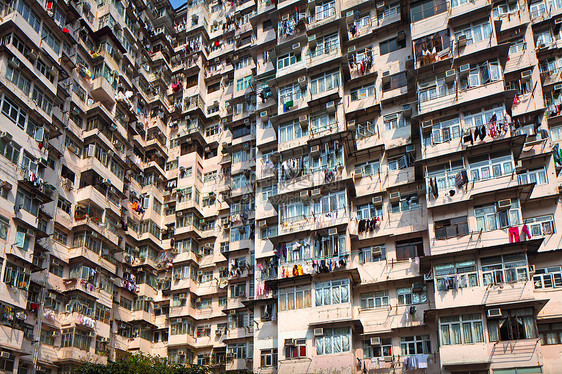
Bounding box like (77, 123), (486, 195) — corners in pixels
(0, 0), (562, 372)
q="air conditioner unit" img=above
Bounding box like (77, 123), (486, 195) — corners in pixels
(299, 114), (308, 126)
(457, 34), (467, 47)
(311, 188), (321, 198)
(412, 282), (423, 293)
(292, 42), (301, 52)
(521, 70), (532, 79)
(497, 199), (511, 210)
(402, 104), (412, 117)
(487, 308), (502, 318)
(372, 246), (382, 256)
(308, 35), (317, 48)
(0, 132), (12, 141)
(282, 14), (289, 21)
(313, 328), (324, 336)
(555, 84), (562, 91)
(298, 76), (307, 88)
(346, 10), (354, 20)
(529, 265), (536, 274)
(406, 145), (415, 153)
(397, 30), (406, 40)
(328, 228), (337, 236)
(421, 120), (433, 131)
(389, 192), (400, 201)
(459, 64), (470, 76)
(376, 1), (385, 9)
(26, 229), (34, 237)
(348, 46), (356, 54)
(445, 69), (456, 82)
(177, 211), (183, 216)
(178, 350), (185, 356)
(382, 71), (391, 83)
(372, 195), (383, 205)
(300, 191), (309, 199)
(260, 111), (268, 119)
(244, 118), (250, 124)
(311, 145), (320, 156)
(8, 57), (20, 68)
(370, 337), (381, 345)
(353, 168), (363, 180)
(284, 338), (295, 346)
(326, 101), (335, 113)
(347, 120), (356, 131)
(0, 352), (10, 359)
(179, 293), (186, 299)
(27, 50), (38, 62)
(555, 17), (562, 24)
(259, 220), (267, 228)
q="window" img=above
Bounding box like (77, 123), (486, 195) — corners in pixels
(279, 119), (307, 143)
(16, 188), (40, 216)
(440, 314), (484, 345)
(279, 83), (302, 105)
(310, 32), (339, 58)
(382, 72), (407, 92)
(286, 338), (307, 359)
(488, 308), (536, 342)
(279, 285), (311, 311)
(434, 216), (469, 239)
(315, 279), (349, 306)
(469, 151), (514, 182)
(351, 83), (376, 101)
(3, 262), (30, 290)
(538, 323), (562, 345)
(518, 168), (547, 186)
(360, 290), (389, 309)
(32, 87), (54, 115)
(468, 59), (503, 86)
(228, 342), (249, 359)
(475, 200), (520, 232)
(0, 137), (21, 164)
(310, 69), (340, 95)
(390, 193), (420, 214)
(230, 283), (246, 298)
(384, 113), (409, 130)
(49, 257), (64, 277)
(533, 266), (562, 289)
(400, 335), (431, 355)
(426, 117), (461, 145)
(235, 56), (252, 70)
(363, 338), (392, 358)
(315, 327), (352, 355)
(0, 216), (8, 240)
(57, 197), (72, 215)
(311, 0), (336, 22)
(395, 238), (424, 260)
(397, 285), (427, 305)
(6, 66), (31, 96)
(493, 0), (519, 16)
(16, 0), (41, 32)
(435, 261), (479, 291)
(359, 245), (386, 263)
(2, 96), (27, 128)
(309, 112), (336, 134)
(481, 253), (528, 285)
(260, 349), (277, 367)
(525, 215), (555, 236)
(454, 21), (492, 46)
(110, 160), (124, 180)
(380, 36), (406, 54)
(230, 225), (250, 241)
(509, 38), (526, 55)
(410, 0), (448, 22)
(277, 52), (301, 69)
(388, 154), (414, 171)
(418, 73), (455, 103)
(236, 76), (252, 91)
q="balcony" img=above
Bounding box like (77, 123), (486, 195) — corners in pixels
(434, 279), (536, 310)
(410, 2), (449, 40)
(490, 339), (543, 369)
(440, 343), (490, 368)
(0, 325), (24, 351)
(91, 76), (116, 105)
(495, 9), (530, 32)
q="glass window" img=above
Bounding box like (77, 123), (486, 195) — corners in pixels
(360, 290), (389, 309)
(440, 314), (484, 345)
(315, 279), (350, 306)
(279, 285), (312, 311)
(533, 266), (562, 289)
(315, 327), (351, 355)
(475, 200), (521, 232)
(400, 335), (431, 355)
(481, 252), (528, 285)
(434, 260), (479, 291)
(434, 216), (469, 239)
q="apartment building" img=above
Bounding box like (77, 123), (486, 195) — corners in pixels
(0, 0), (562, 372)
